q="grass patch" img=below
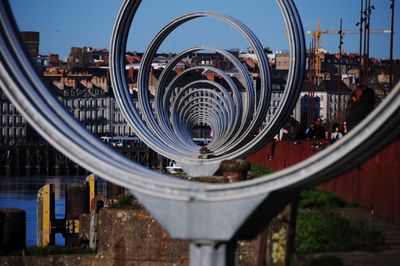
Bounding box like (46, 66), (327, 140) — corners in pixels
(303, 255), (344, 266)
(26, 246), (94, 255)
(295, 209), (385, 253)
(299, 189), (359, 209)
(248, 164), (273, 179)
(109, 195), (144, 210)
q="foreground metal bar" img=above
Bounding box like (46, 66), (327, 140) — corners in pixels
(189, 242), (236, 266)
(1, 0), (400, 265)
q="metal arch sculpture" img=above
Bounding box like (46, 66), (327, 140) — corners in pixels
(111, 10), (274, 176)
(1, 0), (400, 265)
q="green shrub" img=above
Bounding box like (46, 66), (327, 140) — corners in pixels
(109, 194), (144, 210)
(248, 164), (273, 179)
(117, 194), (134, 206)
(26, 246), (93, 255)
(295, 209), (385, 253)
(299, 189), (359, 209)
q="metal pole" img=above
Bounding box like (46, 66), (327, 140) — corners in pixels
(307, 40), (313, 126)
(359, 0), (364, 83)
(189, 242), (236, 266)
(365, 0), (372, 86)
(389, 0), (395, 91)
(338, 18), (343, 122)
(363, 0), (368, 84)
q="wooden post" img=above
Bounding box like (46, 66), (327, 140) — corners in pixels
(220, 159), (251, 183)
(86, 174), (97, 210)
(0, 208), (26, 254)
(25, 149), (31, 176)
(65, 183), (89, 247)
(36, 184), (55, 246)
(258, 199), (298, 266)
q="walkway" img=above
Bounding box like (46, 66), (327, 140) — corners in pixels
(333, 208), (400, 266)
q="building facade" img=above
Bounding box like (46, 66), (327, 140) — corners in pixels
(61, 86), (137, 137)
(20, 31), (39, 60)
(0, 89), (27, 144)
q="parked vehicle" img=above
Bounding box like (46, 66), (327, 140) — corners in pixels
(166, 161), (184, 174)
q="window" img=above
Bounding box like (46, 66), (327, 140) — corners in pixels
(2, 103), (7, 113)
(79, 111), (85, 121)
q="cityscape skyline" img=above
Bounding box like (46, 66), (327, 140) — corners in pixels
(9, 0), (399, 60)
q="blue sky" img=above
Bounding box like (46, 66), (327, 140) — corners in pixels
(9, 0), (399, 60)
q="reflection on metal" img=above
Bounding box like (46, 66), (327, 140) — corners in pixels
(1, 0), (400, 265)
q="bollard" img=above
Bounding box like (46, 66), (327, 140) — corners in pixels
(89, 194), (109, 250)
(86, 174), (97, 210)
(37, 174), (97, 248)
(0, 208), (26, 254)
(65, 183), (89, 247)
(220, 159), (251, 183)
(37, 184), (55, 246)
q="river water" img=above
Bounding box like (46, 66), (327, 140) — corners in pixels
(0, 176), (106, 247)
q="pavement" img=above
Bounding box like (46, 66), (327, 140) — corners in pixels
(320, 208), (400, 266)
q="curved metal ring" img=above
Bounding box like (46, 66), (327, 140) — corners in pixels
(110, 10), (272, 173)
(1, 0), (399, 204)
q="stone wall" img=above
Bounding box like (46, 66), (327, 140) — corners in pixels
(0, 207), (266, 265)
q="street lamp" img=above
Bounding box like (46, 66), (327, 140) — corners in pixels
(389, 0), (395, 91)
(363, 0), (374, 86)
(357, 0), (365, 83)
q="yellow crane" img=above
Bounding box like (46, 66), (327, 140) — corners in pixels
(307, 19), (392, 78)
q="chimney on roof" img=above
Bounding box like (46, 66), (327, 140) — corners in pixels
(206, 72), (215, 81)
(128, 67), (135, 82)
(175, 66), (183, 75)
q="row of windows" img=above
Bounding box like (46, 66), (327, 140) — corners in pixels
(112, 125), (134, 136)
(1, 103), (20, 114)
(329, 94), (347, 102)
(1, 115), (25, 126)
(81, 124), (134, 136)
(329, 103), (347, 113)
(86, 125), (107, 134)
(76, 110), (108, 121)
(65, 98), (108, 109)
(65, 89), (104, 97)
(1, 127), (26, 137)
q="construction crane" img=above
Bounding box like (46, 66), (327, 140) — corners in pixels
(306, 19), (392, 79)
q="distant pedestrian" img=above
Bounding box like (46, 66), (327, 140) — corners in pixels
(306, 117), (326, 139)
(346, 85), (375, 130)
(341, 121), (348, 135)
(330, 123), (343, 143)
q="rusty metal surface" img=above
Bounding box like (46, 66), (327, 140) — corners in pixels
(247, 140), (400, 226)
